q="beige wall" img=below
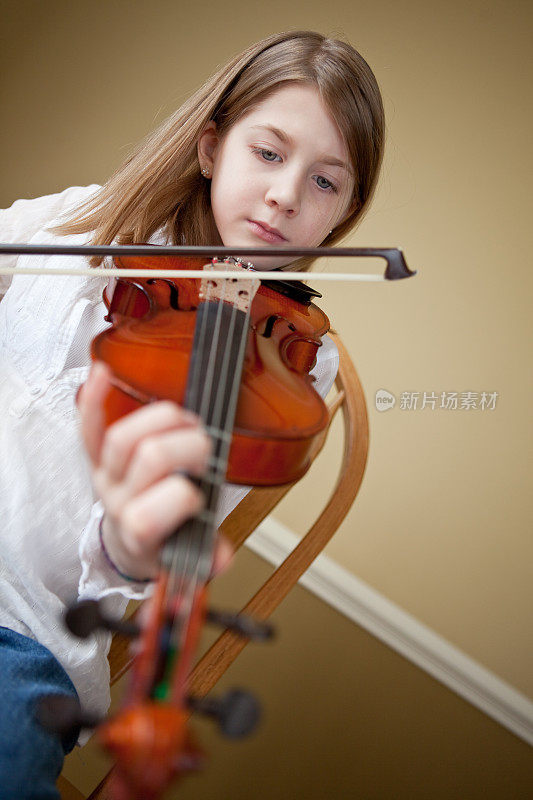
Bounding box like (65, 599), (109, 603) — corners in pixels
(1, 0), (531, 724)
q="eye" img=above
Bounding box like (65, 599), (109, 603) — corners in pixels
(252, 147), (282, 163)
(261, 150), (279, 161)
(314, 175), (338, 193)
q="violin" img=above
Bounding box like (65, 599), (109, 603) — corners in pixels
(19, 243), (414, 799)
(61, 253), (334, 800)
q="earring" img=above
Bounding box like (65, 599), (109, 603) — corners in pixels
(201, 166), (210, 178)
(328, 229), (333, 235)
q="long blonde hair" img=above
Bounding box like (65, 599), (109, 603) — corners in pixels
(53, 31), (385, 269)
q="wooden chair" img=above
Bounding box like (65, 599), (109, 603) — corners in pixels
(58, 332), (369, 800)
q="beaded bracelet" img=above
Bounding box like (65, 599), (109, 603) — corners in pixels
(98, 517), (152, 584)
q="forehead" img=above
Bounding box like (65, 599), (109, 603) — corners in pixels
(233, 83), (349, 159)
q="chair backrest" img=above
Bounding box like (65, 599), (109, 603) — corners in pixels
(60, 331), (369, 800)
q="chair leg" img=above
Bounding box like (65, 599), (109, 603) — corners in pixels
(57, 774), (85, 800)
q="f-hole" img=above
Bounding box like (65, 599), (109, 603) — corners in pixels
(147, 278), (180, 310)
(262, 315), (279, 339)
(261, 317), (297, 338)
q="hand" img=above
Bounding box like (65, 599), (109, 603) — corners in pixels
(78, 361), (232, 581)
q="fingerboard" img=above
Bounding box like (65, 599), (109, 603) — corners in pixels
(161, 296), (251, 582)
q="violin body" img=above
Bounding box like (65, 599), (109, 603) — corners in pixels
(92, 255), (330, 484)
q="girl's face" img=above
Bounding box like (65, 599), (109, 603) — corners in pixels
(198, 83), (355, 269)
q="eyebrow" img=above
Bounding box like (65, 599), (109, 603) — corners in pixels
(250, 124), (352, 174)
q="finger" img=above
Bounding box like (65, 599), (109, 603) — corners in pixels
(77, 361), (111, 465)
(101, 401), (201, 484)
(123, 428), (211, 496)
(211, 535), (234, 578)
(136, 597), (153, 630)
(120, 474), (205, 558)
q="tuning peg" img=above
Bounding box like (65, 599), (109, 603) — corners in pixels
(65, 599), (141, 639)
(206, 608), (274, 641)
(188, 689), (261, 738)
(36, 694), (103, 738)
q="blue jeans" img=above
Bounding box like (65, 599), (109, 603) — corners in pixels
(0, 627), (79, 800)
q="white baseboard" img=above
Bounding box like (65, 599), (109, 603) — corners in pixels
(246, 517), (533, 747)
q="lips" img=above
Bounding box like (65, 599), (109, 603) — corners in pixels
(248, 220), (287, 244)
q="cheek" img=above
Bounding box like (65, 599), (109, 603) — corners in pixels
(301, 200), (338, 243)
(319, 192), (350, 232)
(211, 169), (255, 220)
(213, 143), (250, 187)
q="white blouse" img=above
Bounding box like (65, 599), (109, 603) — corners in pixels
(0, 185), (339, 734)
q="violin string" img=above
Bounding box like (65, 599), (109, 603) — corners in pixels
(165, 274), (218, 623)
(170, 280), (227, 663)
(167, 274), (237, 700)
(163, 270), (230, 688)
(168, 276), (221, 617)
(149, 271), (215, 697)
(186, 274), (254, 595)
(180, 272), (248, 596)
(169, 277), (253, 701)
(159, 267), (255, 702)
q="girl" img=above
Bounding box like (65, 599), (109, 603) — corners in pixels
(0, 30), (384, 798)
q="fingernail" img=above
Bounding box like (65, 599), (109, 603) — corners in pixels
(181, 409), (202, 425)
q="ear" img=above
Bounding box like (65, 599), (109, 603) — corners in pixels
(197, 121), (219, 174)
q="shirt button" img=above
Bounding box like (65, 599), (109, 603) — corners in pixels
(30, 386), (41, 395)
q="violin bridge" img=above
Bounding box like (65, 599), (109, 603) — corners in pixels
(199, 259), (260, 312)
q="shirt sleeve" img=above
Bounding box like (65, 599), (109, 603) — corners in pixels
(308, 332), (339, 395)
(0, 185), (100, 294)
(78, 501), (154, 602)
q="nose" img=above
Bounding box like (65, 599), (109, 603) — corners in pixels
(264, 169), (301, 216)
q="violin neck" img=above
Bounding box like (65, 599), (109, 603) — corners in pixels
(162, 298), (250, 582)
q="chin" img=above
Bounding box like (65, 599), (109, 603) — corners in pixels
(216, 231), (290, 270)
(242, 246), (293, 271)
(249, 257), (293, 271)
(218, 250), (291, 271)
